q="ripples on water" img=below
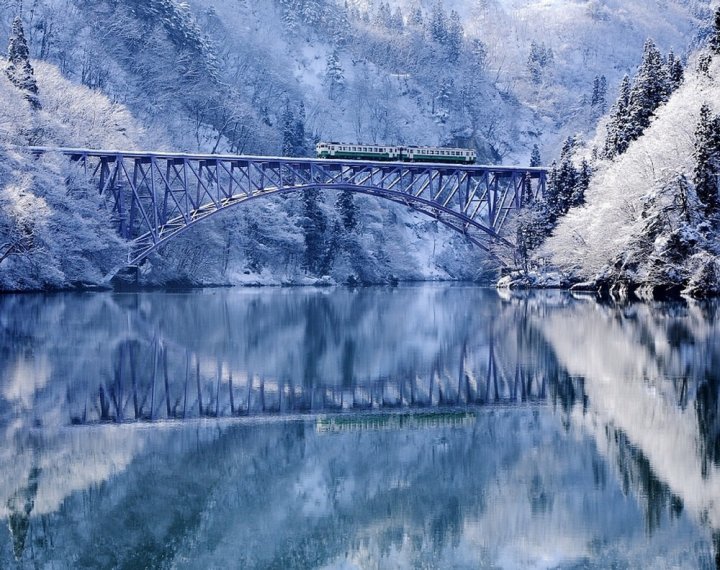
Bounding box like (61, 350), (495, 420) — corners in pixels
(0, 286), (719, 568)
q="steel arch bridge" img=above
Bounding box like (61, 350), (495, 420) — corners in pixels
(31, 147), (547, 265)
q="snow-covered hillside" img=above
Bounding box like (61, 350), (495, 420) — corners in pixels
(0, 61), (145, 290)
(543, 51), (720, 297)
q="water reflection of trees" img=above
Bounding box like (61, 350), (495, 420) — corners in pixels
(540, 298), (720, 564)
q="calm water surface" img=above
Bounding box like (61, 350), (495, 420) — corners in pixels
(0, 285), (719, 569)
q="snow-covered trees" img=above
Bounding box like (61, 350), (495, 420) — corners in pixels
(0, 62), (134, 290)
(335, 190), (356, 232)
(446, 10), (464, 63)
(282, 102), (309, 157)
(302, 190), (330, 275)
(428, 2), (448, 44)
(590, 75), (607, 114)
(527, 41), (554, 85)
(603, 75), (632, 159)
(693, 104), (720, 217)
(530, 144), (542, 168)
(667, 51), (684, 91)
(542, 23), (720, 298)
(625, 40), (671, 141)
(6, 16), (40, 110)
(602, 41), (685, 160)
(543, 137), (588, 222)
(710, 7), (720, 55)
(324, 50), (345, 100)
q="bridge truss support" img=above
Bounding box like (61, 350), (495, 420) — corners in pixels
(35, 148), (547, 264)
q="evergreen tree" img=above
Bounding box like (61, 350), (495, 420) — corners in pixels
(6, 16), (41, 110)
(446, 10), (463, 63)
(281, 104), (296, 156)
(698, 53), (713, 76)
(434, 78), (453, 124)
(336, 190), (357, 231)
(302, 189), (330, 275)
(332, 5), (351, 47)
(603, 75), (631, 159)
(527, 41), (554, 84)
(279, 0), (301, 35)
(294, 101), (308, 156)
(409, 5), (423, 27)
(390, 6), (404, 30)
(626, 39), (669, 141)
(429, 2), (448, 44)
(556, 136), (578, 214)
(469, 39), (487, 72)
(666, 51), (684, 90)
(711, 7), (720, 55)
(324, 50), (345, 100)
(544, 161), (561, 223)
(693, 103), (720, 217)
(530, 144), (542, 167)
(374, 2), (392, 28)
(591, 75), (607, 112)
(302, 0), (322, 27)
(524, 144), (542, 204)
(572, 159), (591, 207)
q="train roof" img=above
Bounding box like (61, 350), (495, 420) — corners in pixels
(318, 142), (476, 152)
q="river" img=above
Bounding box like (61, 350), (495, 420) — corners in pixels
(0, 285), (718, 568)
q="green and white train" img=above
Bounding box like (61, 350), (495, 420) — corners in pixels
(316, 142), (477, 164)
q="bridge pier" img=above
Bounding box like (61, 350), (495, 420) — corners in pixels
(110, 265), (140, 290)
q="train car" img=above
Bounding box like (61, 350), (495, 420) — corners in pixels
(402, 146), (476, 164)
(316, 142), (476, 164)
(316, 142), (401, 161)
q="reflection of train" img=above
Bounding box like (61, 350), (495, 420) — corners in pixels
(316, 411), (476, 433)
(316, 142), (477, 164)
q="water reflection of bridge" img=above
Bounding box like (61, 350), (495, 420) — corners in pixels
(71, 338), (570, 425)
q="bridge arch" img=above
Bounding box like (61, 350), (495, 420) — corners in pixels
(130, 183), (512, 265)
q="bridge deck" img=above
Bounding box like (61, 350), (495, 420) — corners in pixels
(27, 146), (548, 177)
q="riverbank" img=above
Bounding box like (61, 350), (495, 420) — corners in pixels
(497, 266), (720, 300)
